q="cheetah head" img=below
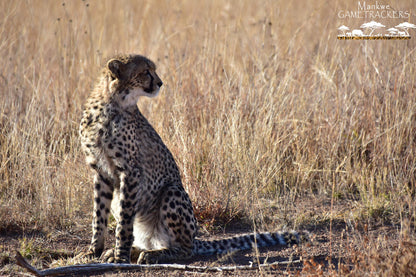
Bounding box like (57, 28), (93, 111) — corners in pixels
(106, 54), (163, 107)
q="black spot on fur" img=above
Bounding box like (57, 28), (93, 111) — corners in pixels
(99, 175), (112, 186)
(259, 233), (272, 245)
(101, 191), (113, 200)
(169, 201), (175, 209)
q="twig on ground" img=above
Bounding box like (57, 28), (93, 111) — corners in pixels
(15, 251), (302, 276)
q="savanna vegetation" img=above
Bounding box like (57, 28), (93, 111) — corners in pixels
(1, 0), (415, 275)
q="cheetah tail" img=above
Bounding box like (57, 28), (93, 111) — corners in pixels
(192, 230), (309, 256)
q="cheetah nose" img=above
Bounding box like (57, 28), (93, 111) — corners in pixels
(157, 81), (163, 87)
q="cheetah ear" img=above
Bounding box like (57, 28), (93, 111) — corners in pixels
(107, 59), (125, 80)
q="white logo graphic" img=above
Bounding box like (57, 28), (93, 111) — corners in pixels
(338, 21), (416, 39)
(337, 2), (413, 40)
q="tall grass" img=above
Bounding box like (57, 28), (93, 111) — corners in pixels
(0, 0), (415, 235)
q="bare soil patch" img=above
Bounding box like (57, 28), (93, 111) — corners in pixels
(2, 197), (408, 276)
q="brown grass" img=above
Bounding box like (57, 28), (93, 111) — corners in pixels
(1, 0), (415, 274)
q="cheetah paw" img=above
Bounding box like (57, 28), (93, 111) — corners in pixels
(101, 249), (131, 263)
(137, 251), (159, 264)
(101, 249), (115, 263)
(73, 249), (102, 263)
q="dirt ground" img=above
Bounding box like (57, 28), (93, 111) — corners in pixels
(1, 206), (404, 276)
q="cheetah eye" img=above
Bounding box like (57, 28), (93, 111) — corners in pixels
(137, 70), (151, 79)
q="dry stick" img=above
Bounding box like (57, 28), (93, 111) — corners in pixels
(15, 251), (302, 276)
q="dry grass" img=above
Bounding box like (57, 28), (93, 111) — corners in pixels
(1, 0), (416, 274)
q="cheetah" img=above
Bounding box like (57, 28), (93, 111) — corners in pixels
(79, 54), (308, 264)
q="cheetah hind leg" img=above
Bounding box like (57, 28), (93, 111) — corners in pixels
(101, 246), (143, 263)
(137, 247), (192, 264)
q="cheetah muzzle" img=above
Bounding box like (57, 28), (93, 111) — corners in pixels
(79, 54), (309, 264)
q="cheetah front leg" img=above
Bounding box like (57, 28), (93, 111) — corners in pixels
(112, 172), (138, 263)
(87, 172), (114, 258)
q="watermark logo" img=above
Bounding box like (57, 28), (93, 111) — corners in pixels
(337, 2), (415, 40)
